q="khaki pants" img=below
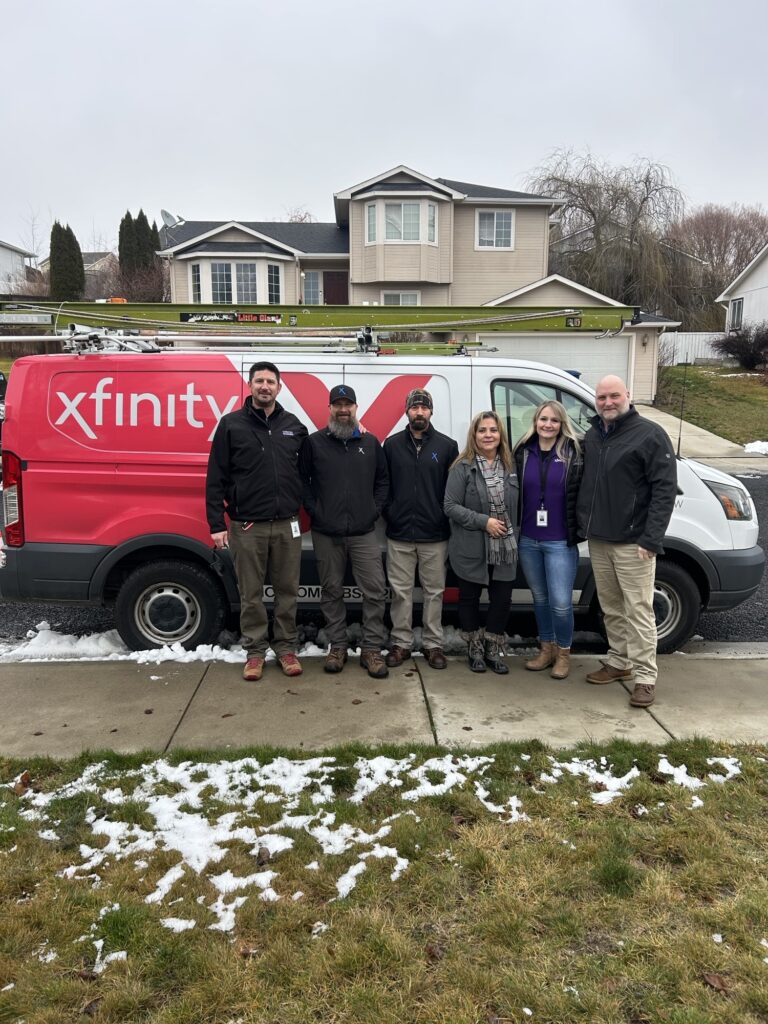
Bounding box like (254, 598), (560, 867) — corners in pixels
(589, 540), (658, 686)
(386, 538), (448, 650)
(312, 530), (386, 650)
(228, 519), (301, 659)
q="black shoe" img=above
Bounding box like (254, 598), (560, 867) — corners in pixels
(484, 632), (509, 675)
(464, 632), (486, 673)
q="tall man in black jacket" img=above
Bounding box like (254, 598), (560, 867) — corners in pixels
(299, 385), (390, 679)
(576, 375), (677, 708)
(383, 389), (459, 669)
(206, 362), (308, 682)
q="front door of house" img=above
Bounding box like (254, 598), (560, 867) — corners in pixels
(323, 271), (348, 305)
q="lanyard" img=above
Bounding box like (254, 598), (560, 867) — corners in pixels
(537, 447), (555, 509)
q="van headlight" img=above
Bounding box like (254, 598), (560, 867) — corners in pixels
(703, 480), (753, 521)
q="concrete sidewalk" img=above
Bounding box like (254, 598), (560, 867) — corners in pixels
(638, 405), (768, 472)
(1, 650), (766, 757)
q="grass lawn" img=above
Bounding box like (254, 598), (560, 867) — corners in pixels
(656, 366), (768, 445)
(2, 740), (768, 1023)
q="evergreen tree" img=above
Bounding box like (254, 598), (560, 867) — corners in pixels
(134, 209), (153, 270)
(49, 221), (85, 300)
(118, 211), (138, 273)
(150, 220), (161, 253)
(65, 224), (85, 299)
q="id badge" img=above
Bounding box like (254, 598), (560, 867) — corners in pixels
(290, 520), (301, 539)
(536, 509), (548, 527)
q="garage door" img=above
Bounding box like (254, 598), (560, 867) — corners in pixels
(477, 333), (630, 389)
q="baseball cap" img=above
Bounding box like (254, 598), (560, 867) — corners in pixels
(405, 388), (433, 411)
(329, 384), (357, 405)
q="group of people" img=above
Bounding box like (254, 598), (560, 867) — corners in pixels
(206, 362), (677, 708)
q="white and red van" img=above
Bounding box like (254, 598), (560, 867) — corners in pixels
(0, 343), (764, 652)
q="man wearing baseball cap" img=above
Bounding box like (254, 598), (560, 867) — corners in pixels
(299, 384), (390, 678)
(383, 388), (459, 669)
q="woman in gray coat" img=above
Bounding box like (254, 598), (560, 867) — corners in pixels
(444, 411), (519, 674)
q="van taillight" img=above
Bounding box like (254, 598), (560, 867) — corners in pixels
(1, 451), (24, 547)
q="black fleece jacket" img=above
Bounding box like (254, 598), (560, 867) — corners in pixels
(576, 406), (677, 553)
(205, 398), (307, 533)
(383, 424), (459, 542)
(299, 427), (389, 537)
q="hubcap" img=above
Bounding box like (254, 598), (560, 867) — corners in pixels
(653, 582), (680, 643)
(134, 582), (201, 645)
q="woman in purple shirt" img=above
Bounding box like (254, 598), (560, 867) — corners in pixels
(513, 401), (583, 679)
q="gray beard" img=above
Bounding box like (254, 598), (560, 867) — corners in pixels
(327, 417), (357, 441)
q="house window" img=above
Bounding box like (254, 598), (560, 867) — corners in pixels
(428, 203), (436, 243)
(303, 270), (320, 304)
(730, 297), (743, 330)
(211, 262), (232, 303)
(191, 264), (201, 303)
(382, 291), (420, 306)
(366, 204), (376, 243)
(477, 210), (515, 249)
(267, 264), (281, 304)
(236, 263), (258, 303)
(385, 202), (421, 241)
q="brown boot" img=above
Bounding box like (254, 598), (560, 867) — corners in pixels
(550, 647), (571, 680)
(385, 645), (411, 668)
(360, 649), (389, 679)
(525, 641), (555, 672)
(324, 647), (347, 673)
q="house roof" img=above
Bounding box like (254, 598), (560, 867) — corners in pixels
(483, 274), (624, 308)
(716, 239), (768, 302)
(159, 221), (349, 255)
(175, 241), (290, 258)
(437, 177), (558, 203)
(83, 251), (114, 264)
(634, 311), (682, 327)
(0, 239), (35, 258)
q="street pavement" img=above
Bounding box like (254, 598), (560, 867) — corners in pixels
(1, 649), (767, 758)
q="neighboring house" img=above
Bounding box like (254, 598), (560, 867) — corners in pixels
(716, 240), (768, 330)
(39, 250), (118, 277)
(0, 239), (35, 292)
(156, 165), (677, 400)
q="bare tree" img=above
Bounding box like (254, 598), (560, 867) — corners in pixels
(284, 206), (316, 223)
(526, 149), (691, 316)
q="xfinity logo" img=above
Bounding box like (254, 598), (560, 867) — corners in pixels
(54, 376), (238, 441)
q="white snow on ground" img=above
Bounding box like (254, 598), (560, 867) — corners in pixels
(745, 441), (768, 455)
(2, 751), (747, 938)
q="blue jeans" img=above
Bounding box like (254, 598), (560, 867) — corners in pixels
(518, 535), (579, 648)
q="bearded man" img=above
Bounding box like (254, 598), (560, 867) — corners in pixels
(299, 384), (390, 678)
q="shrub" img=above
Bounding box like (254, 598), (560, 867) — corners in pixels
(712, 321), (768, 370)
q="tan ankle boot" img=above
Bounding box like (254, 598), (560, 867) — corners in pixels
(550, 647), (571, 679)
(525, 641), (555, 671)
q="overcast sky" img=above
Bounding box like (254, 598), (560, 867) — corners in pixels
(3, 0), (766, 257)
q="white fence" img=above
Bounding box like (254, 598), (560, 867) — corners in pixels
(661, 331), (726, 364)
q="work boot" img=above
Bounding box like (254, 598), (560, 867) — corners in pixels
(278, 653), (303, 677)
(463, 631), (486, 673)
(243, 656), (265, 681)
(585, 664), (633, 685)
(360, 649), (389, 679)
(484, 632), (509, 675)
(525, 641), (555, 671)
(385, 645), (411, 668)
(550, 646), (571, 680)
(629, 683), (656, 707)
(424, 647), (448, 670)
(324, 647), (347, 673)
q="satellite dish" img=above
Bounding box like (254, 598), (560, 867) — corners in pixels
(160, 209), (178, 228)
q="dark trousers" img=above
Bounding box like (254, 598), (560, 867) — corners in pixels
(311, 530), (387, 649)
(457, 567), (513, 635)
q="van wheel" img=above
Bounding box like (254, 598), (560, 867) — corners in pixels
(115, 560), (226, 651)
(653, 560), (701, 654)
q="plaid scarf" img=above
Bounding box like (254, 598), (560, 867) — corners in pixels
(475, 454), (516, 565)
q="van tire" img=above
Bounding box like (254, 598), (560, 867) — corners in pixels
(653, 560), (701, 654)
(115, 560), (226, 651)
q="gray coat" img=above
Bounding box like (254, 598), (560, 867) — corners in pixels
(444, 457), (519, 584)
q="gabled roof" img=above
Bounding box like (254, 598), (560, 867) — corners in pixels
(0, 239), (35, 258)
(436, 177), (560, 204)
(158, 220), (349, 256)
(716, 239), (768, 302)
(483, 274), (624, 308)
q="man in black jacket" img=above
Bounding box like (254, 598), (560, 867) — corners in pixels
(576, 375), (677, 707)
(383, 389), (459, 669)
(299, 384), (390, 679)
(206, 361), (308, 682)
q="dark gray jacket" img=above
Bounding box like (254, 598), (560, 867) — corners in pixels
(444, 458), (519, 584)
